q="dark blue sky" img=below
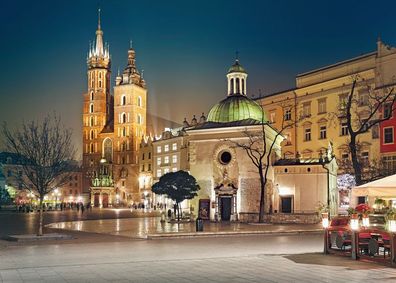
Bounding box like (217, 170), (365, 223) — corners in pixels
(1, 0), (396, 156)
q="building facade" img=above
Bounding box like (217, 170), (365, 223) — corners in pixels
(258, 38), (396, 177)
(82, 13), (148, 207)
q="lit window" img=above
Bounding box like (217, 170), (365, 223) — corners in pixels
(164, 144), (169, 152)
(137, 114), (142, 125)
(157, 146), (161, 153)
(319, 125), (327, 140)
(172, 155), (177, 163)
(89, 103), (94, 113)
(172, 143), (177, 150)
(340, 122), (348, 136)
(157, 169), (161, 177)
(121, 95), (126, 106)
(318, 99), (326, 114)
(121, 113), (127, 123)
(304, 128), (311, 141)
(157, 157), (161, 166)
(164, 168), (170, 174)
(172, 167), (177, 172)
(164, 156), (169, 164)
(137, 96), (142, 107)
(384, 127), (394, 144)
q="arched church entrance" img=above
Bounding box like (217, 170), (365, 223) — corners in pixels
(214, 183), (238, 222)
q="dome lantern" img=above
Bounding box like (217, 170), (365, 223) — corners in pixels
(227, 54), (247, 96)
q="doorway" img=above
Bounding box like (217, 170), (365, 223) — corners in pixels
(94, 193), (100, 207)
(102, 194), (109, 208)
(220, 197), (232, 221)
(280, 196), (293, 213)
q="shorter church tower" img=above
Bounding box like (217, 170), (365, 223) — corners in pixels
(113, 44), (147, 202)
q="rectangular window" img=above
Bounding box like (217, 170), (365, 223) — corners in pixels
(157, 157), (161, 166)
(270, 112), (276, 123)
(148, 152), (151, 159)
(340, 122), (348, 136)
(164, 156), (169, 164)
(302, 102), (311, 117)
(384, 103), (393, 119)
(339, 94), (348, 110)
(361, 151), (369, 165)
(142, 153), (145, 160)
(172, 143), (177, 151)
(157, 146), (161, 153)
(319, 125), (327, 139)
(357, 196), (366, 205)
(318, 98), (327, 114)
(141, 165), (145, 172)
(172, 167), (177, 172)
(284, 109), (292, 121)
(148, 164), (151, 171)
(384, 127), (394, 144)
(304, 128), (311, 141)
(172, 155), (177, 163)
(157, 169), (161, 177)
(358, 90), (369, 106)
(164, 168), (170, 174)
(164, 144), (169, 152)
(382, 155), (396, 174)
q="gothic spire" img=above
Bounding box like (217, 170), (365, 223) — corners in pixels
(95, 8), (104, 56)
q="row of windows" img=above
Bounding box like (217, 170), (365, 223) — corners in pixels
(157, 143), (177, 153)
(142, 152), (151, 160)
(157, 155), (178, 166)
(141, 163), (152, 172)
(120, 95), (142, 107)
(119, 113), (143, 124)
(156, 167), (178, 177)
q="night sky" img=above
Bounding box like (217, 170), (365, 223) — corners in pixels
(1, 0), (396, 157)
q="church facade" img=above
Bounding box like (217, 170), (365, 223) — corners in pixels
(82, 12), (147, 207)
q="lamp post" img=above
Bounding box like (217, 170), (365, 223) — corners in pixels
(322, 212), (329, 254)
(350, 214), (360, 260)
(389, 219), (396, 266)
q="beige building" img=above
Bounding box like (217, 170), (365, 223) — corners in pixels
(258, 38), (396, 174)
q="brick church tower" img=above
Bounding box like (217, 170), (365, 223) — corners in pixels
(82, 10), (147, 206)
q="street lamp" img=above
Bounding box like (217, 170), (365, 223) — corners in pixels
(322, 212), (329, 254)
(350, 214), (360, 260)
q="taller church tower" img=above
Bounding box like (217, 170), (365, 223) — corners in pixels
(82, 9), (112, 194)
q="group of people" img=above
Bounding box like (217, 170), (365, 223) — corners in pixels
(15, 202), (92, 213)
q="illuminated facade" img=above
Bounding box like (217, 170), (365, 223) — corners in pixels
(257, 38), (396, 175)
(82, 11), (147, 207)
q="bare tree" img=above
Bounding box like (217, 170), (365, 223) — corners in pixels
(2, 114), (75, 236)
(229, 103), (296, 222)
(337, 78), (395, 185)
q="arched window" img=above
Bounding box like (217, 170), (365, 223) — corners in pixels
(103, 138), (113, 162)
(90, 91), (94, 101)
(230, 78), (234, 94)
(89, 103), (94, 113)
(91, 80), (94, 88)
(121, 113), (127, 123)
(137, 114), (142, 125)
(99, 72), (102, 79)
(121, 95), (126, 106)
(241, 79), (245, 94)
(99, 81), (102, 88)
(90, 130), (94, 140)
(236, 78), (240, 94)
(122, 127), (126, 137)
(90, 116), (94, 126)
(137, 96), (142, 107)
(90, 143), (94, 153)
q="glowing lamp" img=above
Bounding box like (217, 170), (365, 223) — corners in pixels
(389, 219), (396, 233)
(350, 214), (359, 231)
(100, 158), (107, 164)
(321, 212), (329, 229)
(362, 216), (369, 228)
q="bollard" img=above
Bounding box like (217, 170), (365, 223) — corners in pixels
(196, 217), (203, 232)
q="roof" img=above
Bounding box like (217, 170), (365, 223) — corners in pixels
(207, 94), (267, 123)
(228, 59), (246, 74)
(274, 158), (330, 166)
(187, 118), (263, 130)
(101, 118), (114, 134)
(355, 174), (396, 189)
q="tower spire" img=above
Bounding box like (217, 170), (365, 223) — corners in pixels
(98, 8), (101, 30)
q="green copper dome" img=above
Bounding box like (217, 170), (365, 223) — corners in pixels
(207, 94), (267, 123)
(228, 60), (246, 74)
